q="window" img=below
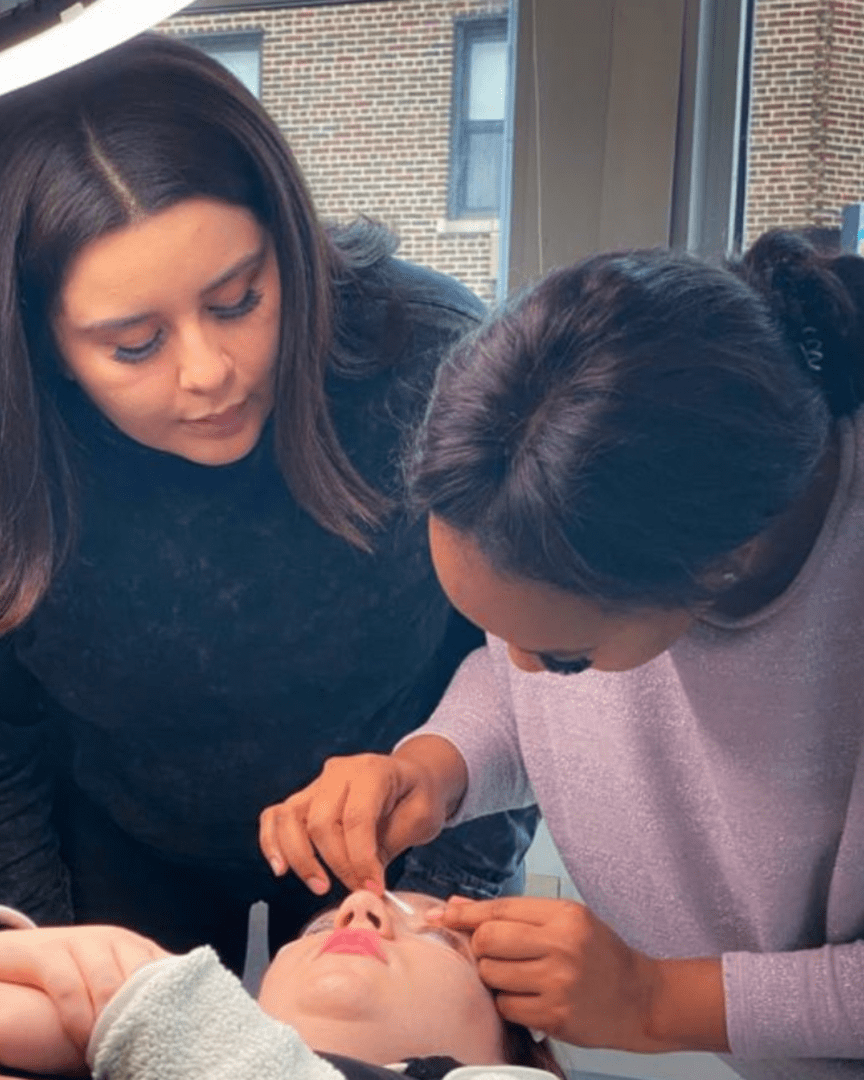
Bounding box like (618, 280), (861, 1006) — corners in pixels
(449, 16), (508, 219)
(186, 30), (262, 98)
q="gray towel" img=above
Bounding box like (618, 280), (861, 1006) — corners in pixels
(86, 945), (345, 1080)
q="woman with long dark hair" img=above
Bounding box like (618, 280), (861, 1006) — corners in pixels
(0, 32), (536, 973)
(262, 231), (864, 1079)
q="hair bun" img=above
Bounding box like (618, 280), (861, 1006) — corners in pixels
(738, 228), (863, 415)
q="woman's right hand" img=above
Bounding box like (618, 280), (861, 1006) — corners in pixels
(259, 736), (468, 894)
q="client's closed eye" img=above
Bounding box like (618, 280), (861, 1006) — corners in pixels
(417, 925), (474, 961)
(302, 913), (336, 935)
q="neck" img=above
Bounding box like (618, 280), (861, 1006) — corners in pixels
(710, 424), (842, 618)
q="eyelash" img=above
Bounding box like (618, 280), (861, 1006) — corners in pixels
(418, 926), (465, 951)
(304, 915), (336, 935)
(538, 654), (593, 676)
(113, 288), (264, 364)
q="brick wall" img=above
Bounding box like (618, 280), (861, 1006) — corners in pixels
(745, 0), (864, 245)
(162, 0), (506, 301)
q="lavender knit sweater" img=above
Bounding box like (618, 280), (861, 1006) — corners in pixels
(413, 412), (864, 1080)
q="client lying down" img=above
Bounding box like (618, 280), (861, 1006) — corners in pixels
(0, 891), (563, 1080)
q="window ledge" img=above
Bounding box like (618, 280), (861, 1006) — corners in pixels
(436, 218), (499, 235)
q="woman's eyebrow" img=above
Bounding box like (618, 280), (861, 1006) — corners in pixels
(201, 244), (267, 295)
(75, 245), (267, 335)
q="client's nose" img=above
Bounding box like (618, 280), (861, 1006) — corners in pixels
(334, 890), (394, 938)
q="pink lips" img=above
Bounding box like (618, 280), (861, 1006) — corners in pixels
(320, 927), (386, 962)
(186, 400), (248, 436)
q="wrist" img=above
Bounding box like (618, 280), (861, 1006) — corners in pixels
(644, 956), (729, 1053)
(393, 734), (468, 819)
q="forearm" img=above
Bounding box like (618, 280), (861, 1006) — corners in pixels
(723, 940), (864, 1059)
(398, 639), (534, 823)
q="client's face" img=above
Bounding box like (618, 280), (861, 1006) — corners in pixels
(257, 890), (505, 1066)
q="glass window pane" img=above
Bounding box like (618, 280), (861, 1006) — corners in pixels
(468, 38), (506, 121)
(465, 128), (502, 211)
(201, 43), (260, 97)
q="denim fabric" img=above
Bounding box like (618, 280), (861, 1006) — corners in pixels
(395, 806), (540, 900)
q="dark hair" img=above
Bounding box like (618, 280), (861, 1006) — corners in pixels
(399, 1027), (565, 1078)
(0, 33), (395, 633)
(410, 230), (864, 609)
(501, 1024), (565, 1077)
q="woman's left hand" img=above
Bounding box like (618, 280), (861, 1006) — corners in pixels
(432, 896), (725, 1053)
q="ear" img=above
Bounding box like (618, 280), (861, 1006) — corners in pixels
(699, 535), (763, 593)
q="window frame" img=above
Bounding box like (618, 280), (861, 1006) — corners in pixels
(448, 14), (508, 221)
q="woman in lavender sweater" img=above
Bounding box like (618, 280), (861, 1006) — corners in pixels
(261, 230), (864, 1079)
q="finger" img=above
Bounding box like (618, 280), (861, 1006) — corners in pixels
(442, 895), (566, 930)
(304, 786), (365, 891)
(261, 801), (332, 895)
(339, 782), (402, 893)
(67, 939), (129, 1020)
(259, 803), (288, 875)
(493, 990), (549, 1031)
(37, 950), (97, 1051)
(470, 920), (547, 962)
(477, 955), (549, 994)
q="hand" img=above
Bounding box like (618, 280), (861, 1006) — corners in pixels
(259, 737), (467, 894)
(0, 925), (170, 1054)
(433, 895), (667, 1052)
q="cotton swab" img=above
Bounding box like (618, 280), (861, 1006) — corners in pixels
(383, 889), (415, 916)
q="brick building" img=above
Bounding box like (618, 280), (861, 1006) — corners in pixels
(163, 0), (864, 292)
(163, 0), (507, 301)
(745, 0), (864, 245)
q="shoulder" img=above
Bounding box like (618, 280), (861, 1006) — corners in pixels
(339, 257), (486, 357)
(370, 256), (487, 325)
(331, 257), (485, 419)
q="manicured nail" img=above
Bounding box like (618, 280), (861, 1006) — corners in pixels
(269, 857), (284, 876)
(424, 905), (445, 921)
(306, 876), (330, 895)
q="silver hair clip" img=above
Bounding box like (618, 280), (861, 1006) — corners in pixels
(799, 327), (824, 373)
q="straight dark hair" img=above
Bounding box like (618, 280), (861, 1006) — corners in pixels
(0, 33), (394, 633)
(410, 231), (864, 609)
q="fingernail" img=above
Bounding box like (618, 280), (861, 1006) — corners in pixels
(424, 905), (445, 921)
(269, 857), (284, 876)
(363, 878), (383, 896)
(306, 876), (330, 895)
(447, 894), (473, 905)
